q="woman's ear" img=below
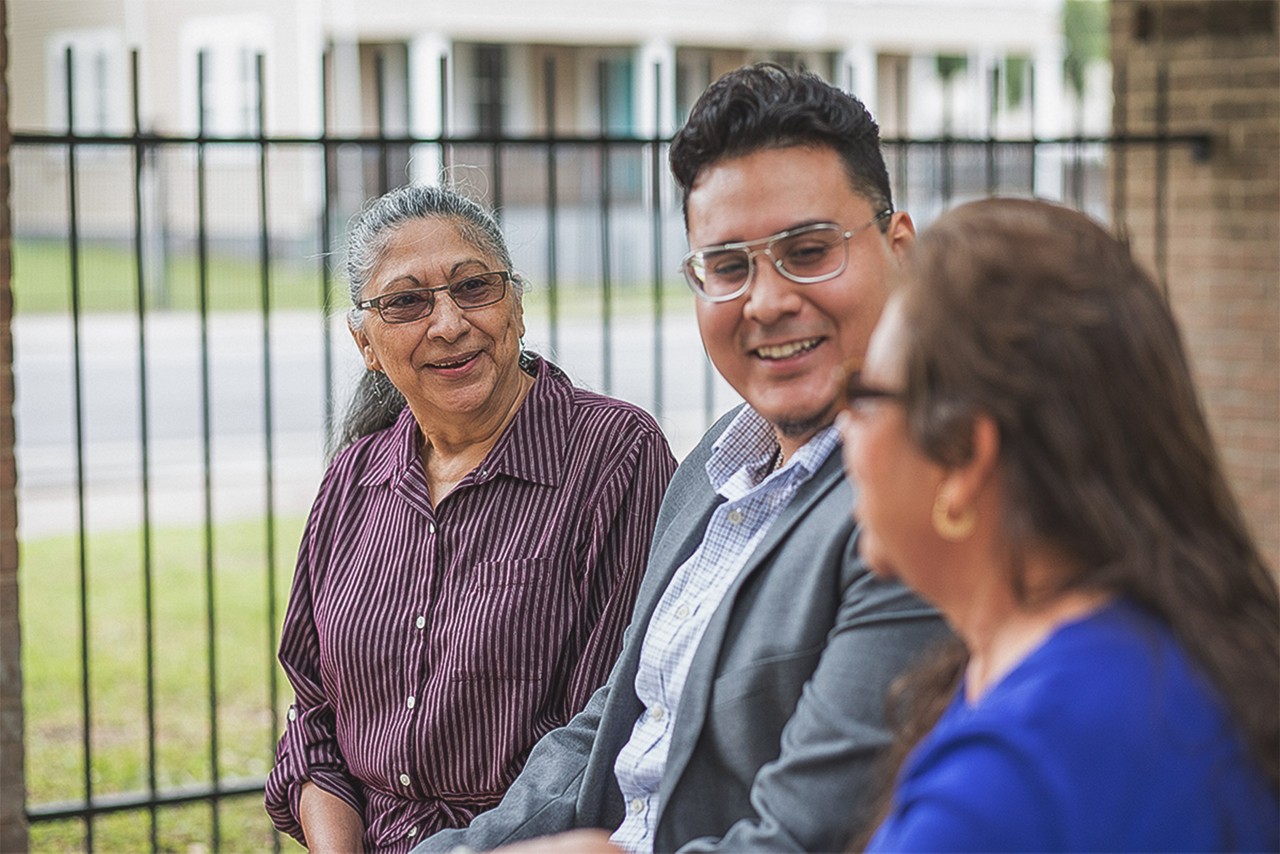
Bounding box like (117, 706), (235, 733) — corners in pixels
(510, 272), (527, 340)
(349, 319), (382, 372)
(937, 413), (1000, 514)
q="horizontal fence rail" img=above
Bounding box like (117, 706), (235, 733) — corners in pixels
(9, 47), (1209, 852)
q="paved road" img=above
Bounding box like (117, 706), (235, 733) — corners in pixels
(14, 309), (739, 538)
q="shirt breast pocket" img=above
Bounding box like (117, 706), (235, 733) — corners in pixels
(446, 557), (575, 683)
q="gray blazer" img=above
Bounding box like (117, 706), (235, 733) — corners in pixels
(417, 410), (948, 853)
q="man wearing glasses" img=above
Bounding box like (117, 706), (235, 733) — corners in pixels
(416, 63), (947, 854)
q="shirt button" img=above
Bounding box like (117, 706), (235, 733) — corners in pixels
(287, 707), (297, 722)
(629, 797), (644, 815)
(407, 827), (418, 838)
(651, 705), (665, 722)
(406, 696), (416, 709)
(415, 615), (426, 630)
(399, 773), (411, 787)
(674, 604), (690, 620)
(727, 509), (744, 525)
(428, 522), (436, 534)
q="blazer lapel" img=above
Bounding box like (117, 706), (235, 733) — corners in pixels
(595, 440), (727, 766)
(656, 452), (846, 806)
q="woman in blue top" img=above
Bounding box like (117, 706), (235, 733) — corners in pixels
(837, 198), (1278, 852)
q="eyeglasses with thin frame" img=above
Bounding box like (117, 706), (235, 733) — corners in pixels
(841, 369), (902, 416)
(681, 209), (893, 303)
(355, 270), (512, 324)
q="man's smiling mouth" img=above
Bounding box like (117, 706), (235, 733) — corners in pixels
(753, 338), (823, 360)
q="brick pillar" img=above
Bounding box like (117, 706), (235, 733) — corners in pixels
(1112, 0), (1280, 569)
(0, 0), (29, 850)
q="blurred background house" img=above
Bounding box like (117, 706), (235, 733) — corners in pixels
(8, 0), (1111, 274)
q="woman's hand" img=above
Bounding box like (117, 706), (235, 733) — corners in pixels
(299, 781), (366, 853)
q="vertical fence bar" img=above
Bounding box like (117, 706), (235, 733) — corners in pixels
(376, 51), (390, 194)
(985, 63), (998, 195)
(254, 54), (283, 854)
(895, 61), (911, 213)
(940, 138), (953, 209)
(439, 54), (451, 179)
(1027, 64), (1038, 195)
(1154, 61), (1169, 296)
(489, 53), (505, 225)
(1112, 60), (1129, 236)
(1070, 133), (1084, 209)
(194, 50), (223, 850)
(490, 137), (504, 224)
(320, 46), (336, 443)
(648, 62), (664, 420)
(64, 44), (96, 853)
(899, 141), (910, 214)
(543, 56), (560, 359)
(128, 48), (160, 854)
(596, 61), (613, 395)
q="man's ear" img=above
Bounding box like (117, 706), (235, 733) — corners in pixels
(349, 319), (382, 372)
(886, 211), (916, 260)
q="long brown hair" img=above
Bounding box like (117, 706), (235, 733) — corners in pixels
(889, 197), (1278, 793)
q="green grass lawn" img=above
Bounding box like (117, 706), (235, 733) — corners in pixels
(12, 238), (335, 315)
(11, 237), (694, 319)
(21, 517), (308, 852)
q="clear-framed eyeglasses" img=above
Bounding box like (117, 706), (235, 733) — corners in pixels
(680, 210), (893, 303)
(355, 270), (512, 324)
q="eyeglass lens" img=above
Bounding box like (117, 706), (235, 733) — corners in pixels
(842, 370), (900, 415)
(688, 225), (846, 297)
(376, 273), (507, 323)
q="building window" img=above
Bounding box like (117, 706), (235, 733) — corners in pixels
(181, 16), (271, 136)
(599, 55), (634, 134)
(47, 29), (125, 134)
(475, 44), (506, 135)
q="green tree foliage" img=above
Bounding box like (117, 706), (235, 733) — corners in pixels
(1064, 0), (1109, 96)
(935, 54), (968, 82)
(1004, 56), (1029, 107)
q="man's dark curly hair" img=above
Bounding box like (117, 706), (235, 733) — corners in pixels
(669, 62), (893, 223)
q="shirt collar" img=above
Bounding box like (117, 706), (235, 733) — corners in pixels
(706, 405), (840, 497)
(356, 353), (571, 489)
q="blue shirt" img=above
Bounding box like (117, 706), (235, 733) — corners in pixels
(610, 407), (839, 853)
(867, 600), (1278, 852)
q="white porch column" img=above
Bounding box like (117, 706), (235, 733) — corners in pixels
(504, 44), (534, 133)
(1032, 40), (1065, 198)
(839, 42), (877, 115)
(408, 32), (449, 185)
(635, 38), (676, 137)
(972, 48), (998, 137)
(330, 37), (362, 135)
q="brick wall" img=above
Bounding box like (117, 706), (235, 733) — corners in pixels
(0, 0), (28, 849)
(1112, 0), (1280, 569)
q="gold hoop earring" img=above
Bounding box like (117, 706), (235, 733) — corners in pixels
(932, 492), (976, 542)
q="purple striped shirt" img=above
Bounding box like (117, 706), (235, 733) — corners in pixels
(265, 356), (677, 852)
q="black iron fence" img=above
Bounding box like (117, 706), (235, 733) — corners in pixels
(10, 47), (1208, 851)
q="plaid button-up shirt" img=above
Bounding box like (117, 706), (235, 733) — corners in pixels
(610, 406), (839, 853)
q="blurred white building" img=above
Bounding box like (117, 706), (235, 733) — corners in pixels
(9, 0), (1110, 255)
(12, 0), (1100, 140)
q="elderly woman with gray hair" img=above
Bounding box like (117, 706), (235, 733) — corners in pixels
(265, 184), (676, 852)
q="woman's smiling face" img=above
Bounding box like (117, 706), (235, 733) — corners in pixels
(350, 215), (527, 428)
